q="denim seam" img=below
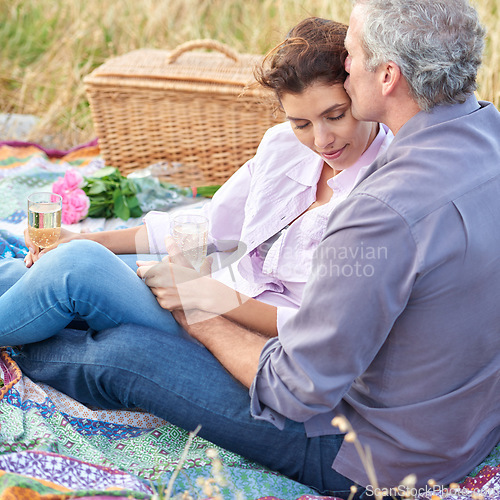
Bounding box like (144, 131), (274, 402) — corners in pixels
(2, 304), (64, 336)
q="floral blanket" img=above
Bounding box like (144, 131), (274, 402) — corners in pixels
(0, 350), (319, 500)
(0, 142), (499, 500)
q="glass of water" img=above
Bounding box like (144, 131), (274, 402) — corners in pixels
(171, 213), (209, 270)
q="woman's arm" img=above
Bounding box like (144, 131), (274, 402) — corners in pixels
(221, 295), (278, 338)
(196, 276), (279, 337)
(83, 225), (149, 254)
(24, 224), (150, 267)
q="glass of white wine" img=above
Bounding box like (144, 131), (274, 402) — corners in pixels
(172, 213), (209, 270)
(27, 192), (63, 249)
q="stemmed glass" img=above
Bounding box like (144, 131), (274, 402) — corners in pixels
(27, 192), (63, 249)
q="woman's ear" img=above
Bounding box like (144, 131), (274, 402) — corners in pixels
(380, 61), (402, 97)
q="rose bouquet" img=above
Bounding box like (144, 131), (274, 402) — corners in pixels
(81, 167), (143, 220)
(52, 168), (91, 224)
(53, 166), (221, 224)
(52, 167), (142, 223)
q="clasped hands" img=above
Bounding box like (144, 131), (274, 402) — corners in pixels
(136, 236), (213, 313)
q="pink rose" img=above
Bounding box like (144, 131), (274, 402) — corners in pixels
(61, 188), (90, 225)
(52, 168), (85, 197)
(63, 168), (85, 191)
(53, 169), (90, 224)
(52, 176), (67, 197)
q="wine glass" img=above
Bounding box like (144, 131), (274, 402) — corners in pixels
(27, 192), (63, 249)
(171, 213), (209, 270)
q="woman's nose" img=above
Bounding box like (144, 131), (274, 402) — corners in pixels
(314, 125), (334, 150)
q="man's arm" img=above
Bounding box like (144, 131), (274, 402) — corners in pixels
(250, 192), (418, 422)
(173, 309), (268, 388)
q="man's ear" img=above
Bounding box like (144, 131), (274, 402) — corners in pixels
(380, 61), (402, 96)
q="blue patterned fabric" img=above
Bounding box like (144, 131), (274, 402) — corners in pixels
(0, 229), (28, 259)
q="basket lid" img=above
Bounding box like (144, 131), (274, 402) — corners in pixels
(84, 40), (266, 94)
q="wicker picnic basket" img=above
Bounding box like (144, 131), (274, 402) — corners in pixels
(84, 39), (284, 187)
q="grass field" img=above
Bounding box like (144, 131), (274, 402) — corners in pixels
(1, 0), (498, 149)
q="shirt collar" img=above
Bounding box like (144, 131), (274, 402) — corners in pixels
(286, 151), (325, 187)
(398, 95), (481, 139)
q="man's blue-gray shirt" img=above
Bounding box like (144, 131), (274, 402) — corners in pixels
(251, 96), (500, 489)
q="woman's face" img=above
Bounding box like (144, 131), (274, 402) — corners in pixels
(280, 81), (377, 171)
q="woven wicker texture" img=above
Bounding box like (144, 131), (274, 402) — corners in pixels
(84, 40), (284, 187)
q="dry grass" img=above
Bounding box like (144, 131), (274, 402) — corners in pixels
(0, 0), (498, 149)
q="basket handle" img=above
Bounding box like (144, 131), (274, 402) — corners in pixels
(167, 39), (240, 64)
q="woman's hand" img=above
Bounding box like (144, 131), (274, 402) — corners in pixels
(24, 227), (84, 267)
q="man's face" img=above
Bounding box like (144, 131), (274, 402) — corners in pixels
(344, 5), (381, 122)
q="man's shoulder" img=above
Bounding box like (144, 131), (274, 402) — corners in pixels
(350, 99), (500, 221)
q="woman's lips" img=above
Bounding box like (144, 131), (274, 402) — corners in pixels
(321, 145), (346, 161)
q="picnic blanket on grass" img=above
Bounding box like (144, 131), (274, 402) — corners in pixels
(1, 142), (500, 500)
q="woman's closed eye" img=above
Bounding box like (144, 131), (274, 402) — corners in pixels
(328, 112), (345, 121)
(292, 121), (310, 130)
(291, 112), (346, 130)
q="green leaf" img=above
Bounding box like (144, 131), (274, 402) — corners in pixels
(89, 166), (120, 179)
(196, 185), (221, 197)
(114, 193), (130, 220)
(85, 181), (108, 195)
(130, 206), (143, 218)
(87, 204), (106, 217)
(128, 195), (143, 218)
(81, 168), (144, 219)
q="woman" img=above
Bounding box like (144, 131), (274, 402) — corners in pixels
(0, 17), (392, 345)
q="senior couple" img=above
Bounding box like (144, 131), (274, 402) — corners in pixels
(1, 0), (500, 497)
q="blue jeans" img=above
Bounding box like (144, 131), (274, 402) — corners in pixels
(0, 243), (359, 497)
(14, 326), (360, 497)
(0, 240), (182, 345)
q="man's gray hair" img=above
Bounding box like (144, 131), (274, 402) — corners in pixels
(352, 0), (485, 110)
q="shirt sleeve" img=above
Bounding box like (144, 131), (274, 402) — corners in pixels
(142, 210), (173, 255)
(250, 192), (419, 425)
(276, 306), (299, 333)
(205, 159), (253, 251)
(142, 157), (255, 255)
(201, 125), (285, 250)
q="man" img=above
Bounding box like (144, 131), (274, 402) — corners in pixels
(13, 0), (500, 496)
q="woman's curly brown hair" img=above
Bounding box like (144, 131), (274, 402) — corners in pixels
(254, 17), (348, 106)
